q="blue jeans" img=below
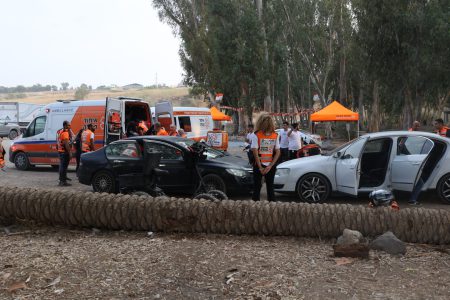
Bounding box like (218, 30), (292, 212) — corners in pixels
(59, 152), (70, 182)
(410, 178), (425, 203)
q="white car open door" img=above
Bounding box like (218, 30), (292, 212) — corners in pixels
(335, 138), (367, 195)
(155, 101), (174, 130)
(391, 136), (434, 191)
(105, 97), (123, 145)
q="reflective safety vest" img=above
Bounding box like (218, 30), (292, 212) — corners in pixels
(138, 121), (148, 133)
(81, 129), (94, 152)
(256, 131), (278, 165)
(435, 126), (449, 137)
(0, 142), (5, 168)
(56, 129), (70, 153)
(157, 128), (169, 136)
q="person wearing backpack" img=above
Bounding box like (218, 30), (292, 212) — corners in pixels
(250, 114), (281, 201)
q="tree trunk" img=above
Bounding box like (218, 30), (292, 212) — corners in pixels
(2, 186), (450, 244)
(369, 81), (380, 132)
(358, 86), (364, 130)
(256, 0), (272, 112)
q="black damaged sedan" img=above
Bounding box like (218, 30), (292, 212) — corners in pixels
(77, 136), (253, 196)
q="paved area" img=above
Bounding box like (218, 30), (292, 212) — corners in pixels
(1, 138), (449, 210)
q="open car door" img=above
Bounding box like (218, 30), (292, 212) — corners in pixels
(391, 136), (434, 191)
(105, 97), (123, 145)
(155, 101), (174, 131)
(335, 138), (367, 195)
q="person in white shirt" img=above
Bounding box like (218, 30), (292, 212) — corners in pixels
(244, 124), (255, 164)
(287, 123), (302, 160)
(279, 121), (289, 162)
(250, 114), (280, 201)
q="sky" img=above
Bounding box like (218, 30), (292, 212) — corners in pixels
(0, 0), (183, 88)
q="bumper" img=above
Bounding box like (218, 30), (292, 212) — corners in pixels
(227, 175), (253, 195)
(274, 173), (295, 192)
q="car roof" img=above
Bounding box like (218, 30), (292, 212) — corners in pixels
(362, 130), (449, 142)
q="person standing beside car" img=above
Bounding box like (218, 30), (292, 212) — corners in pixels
(81, 124), (95, 153)
(57, 120), (72, 186)
(0, 139), (5, 170)
(245, 124), (255, 164)
(279, 121), (289, 162)
(154, 122), (169, 136)
(433, 118), (448, 137)
(251, 114), (280, 201)
(74, 128), (84, 173)
(287, 123), (302, 160)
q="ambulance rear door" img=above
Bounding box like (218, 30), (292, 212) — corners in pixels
(105, 97), (124, 145)
(155, 101), (174, 130)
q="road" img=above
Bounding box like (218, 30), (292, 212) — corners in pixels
(1, 138), (449, 210)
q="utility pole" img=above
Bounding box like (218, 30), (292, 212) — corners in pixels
(155, 73), (158, 87)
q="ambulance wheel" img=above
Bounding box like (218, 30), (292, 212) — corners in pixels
(207, 189), (228, 200)
(14, 152), (30, 170)
(8, 129), (19, 140)
(202, 174), (226, 193)
(92, 170), (116, 193)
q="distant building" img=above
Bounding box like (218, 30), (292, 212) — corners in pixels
(123, 83), (144, 90)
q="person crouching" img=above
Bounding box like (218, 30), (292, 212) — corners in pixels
(250, 114), (281, 201)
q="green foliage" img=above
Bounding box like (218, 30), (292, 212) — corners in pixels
(154, 0), (450, 129)
(74, 83), (90, 100)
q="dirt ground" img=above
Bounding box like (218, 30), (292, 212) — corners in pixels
(1, 225), (450, 299)
(1, 138), (450, 299)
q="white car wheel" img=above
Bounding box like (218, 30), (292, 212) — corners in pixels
(296, 173), (331, 203)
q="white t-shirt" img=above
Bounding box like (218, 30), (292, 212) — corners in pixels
(250, 132), (280, 166)
(288, 130), (302, 151)
(279, 129), (289, 148)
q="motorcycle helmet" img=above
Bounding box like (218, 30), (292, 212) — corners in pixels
(369, 189), (394, 207)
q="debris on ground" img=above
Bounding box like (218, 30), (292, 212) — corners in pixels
(370, 231), (407, 255)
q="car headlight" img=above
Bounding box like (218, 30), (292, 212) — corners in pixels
(226, 168), (247, 177)
(275, 168), (290, 177)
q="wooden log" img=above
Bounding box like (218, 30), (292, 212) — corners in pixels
(333, 244), (370, 258)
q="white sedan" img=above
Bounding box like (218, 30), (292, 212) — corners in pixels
(276, 129), (322, 146)
(274, 131), (450, 204)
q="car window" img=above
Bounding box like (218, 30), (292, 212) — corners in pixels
(106, 142), (141, 158)
(363, 139), (387, 153)
(24, 116), (46, 137)
(397, 137), (434, 155)
(176, 140), (225, 159)
(341, 138), (366, 159)
(145, 142), (183, 160)
(178, 116), (192, 132)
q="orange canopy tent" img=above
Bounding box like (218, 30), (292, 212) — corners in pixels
(310, 101), (359, 122)
(310, 101), (359, 137)
(210, 106), (231, 121)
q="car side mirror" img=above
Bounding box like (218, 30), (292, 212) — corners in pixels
(333, 151), (341, 159)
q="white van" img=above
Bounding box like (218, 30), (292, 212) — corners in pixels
(153, 101), (213, 140)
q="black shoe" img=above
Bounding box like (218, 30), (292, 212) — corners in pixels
(65, 177), (72, 181)
(408, 201), (421, 206)
(58, 181), (72, 186)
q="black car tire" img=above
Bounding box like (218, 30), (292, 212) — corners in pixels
(193, 193), (218, 202)
(202, 174), (226, 193)
(14, 152), (30, 170)
(436, 173), (450, 204)
(296, 173), (331, 203)
(207, 189), (228, 200)
(92, 170), (117, 193)
(8, 129), (18, 140)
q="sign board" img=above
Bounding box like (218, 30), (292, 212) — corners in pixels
(207, 132), (223, 147)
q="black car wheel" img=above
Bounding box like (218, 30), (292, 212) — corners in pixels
(437, 173), (450, 204)
(14, 152), (30, 170)
(193, 193), (218, 201)
(92, 170), (116, 193)
(207, 189), (228, 200)
(202, 174), (226, 193)
(296, 173), (330, 203)
(8, 129), (18, 140)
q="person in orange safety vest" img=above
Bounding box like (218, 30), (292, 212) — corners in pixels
(433, 118), (449, 137)
(81, 124), (95, 153)
(250, 114), (281, 202)
(138, 120), (148, 135)
(169, 124), (178, 136)
(154, 122), (168, 136)
(57, 120), (72, 186)
(408, 121), (421, 131)
(0, 139), (5, 170)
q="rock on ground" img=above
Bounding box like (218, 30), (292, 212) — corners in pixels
(370, 231), (407, 255)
